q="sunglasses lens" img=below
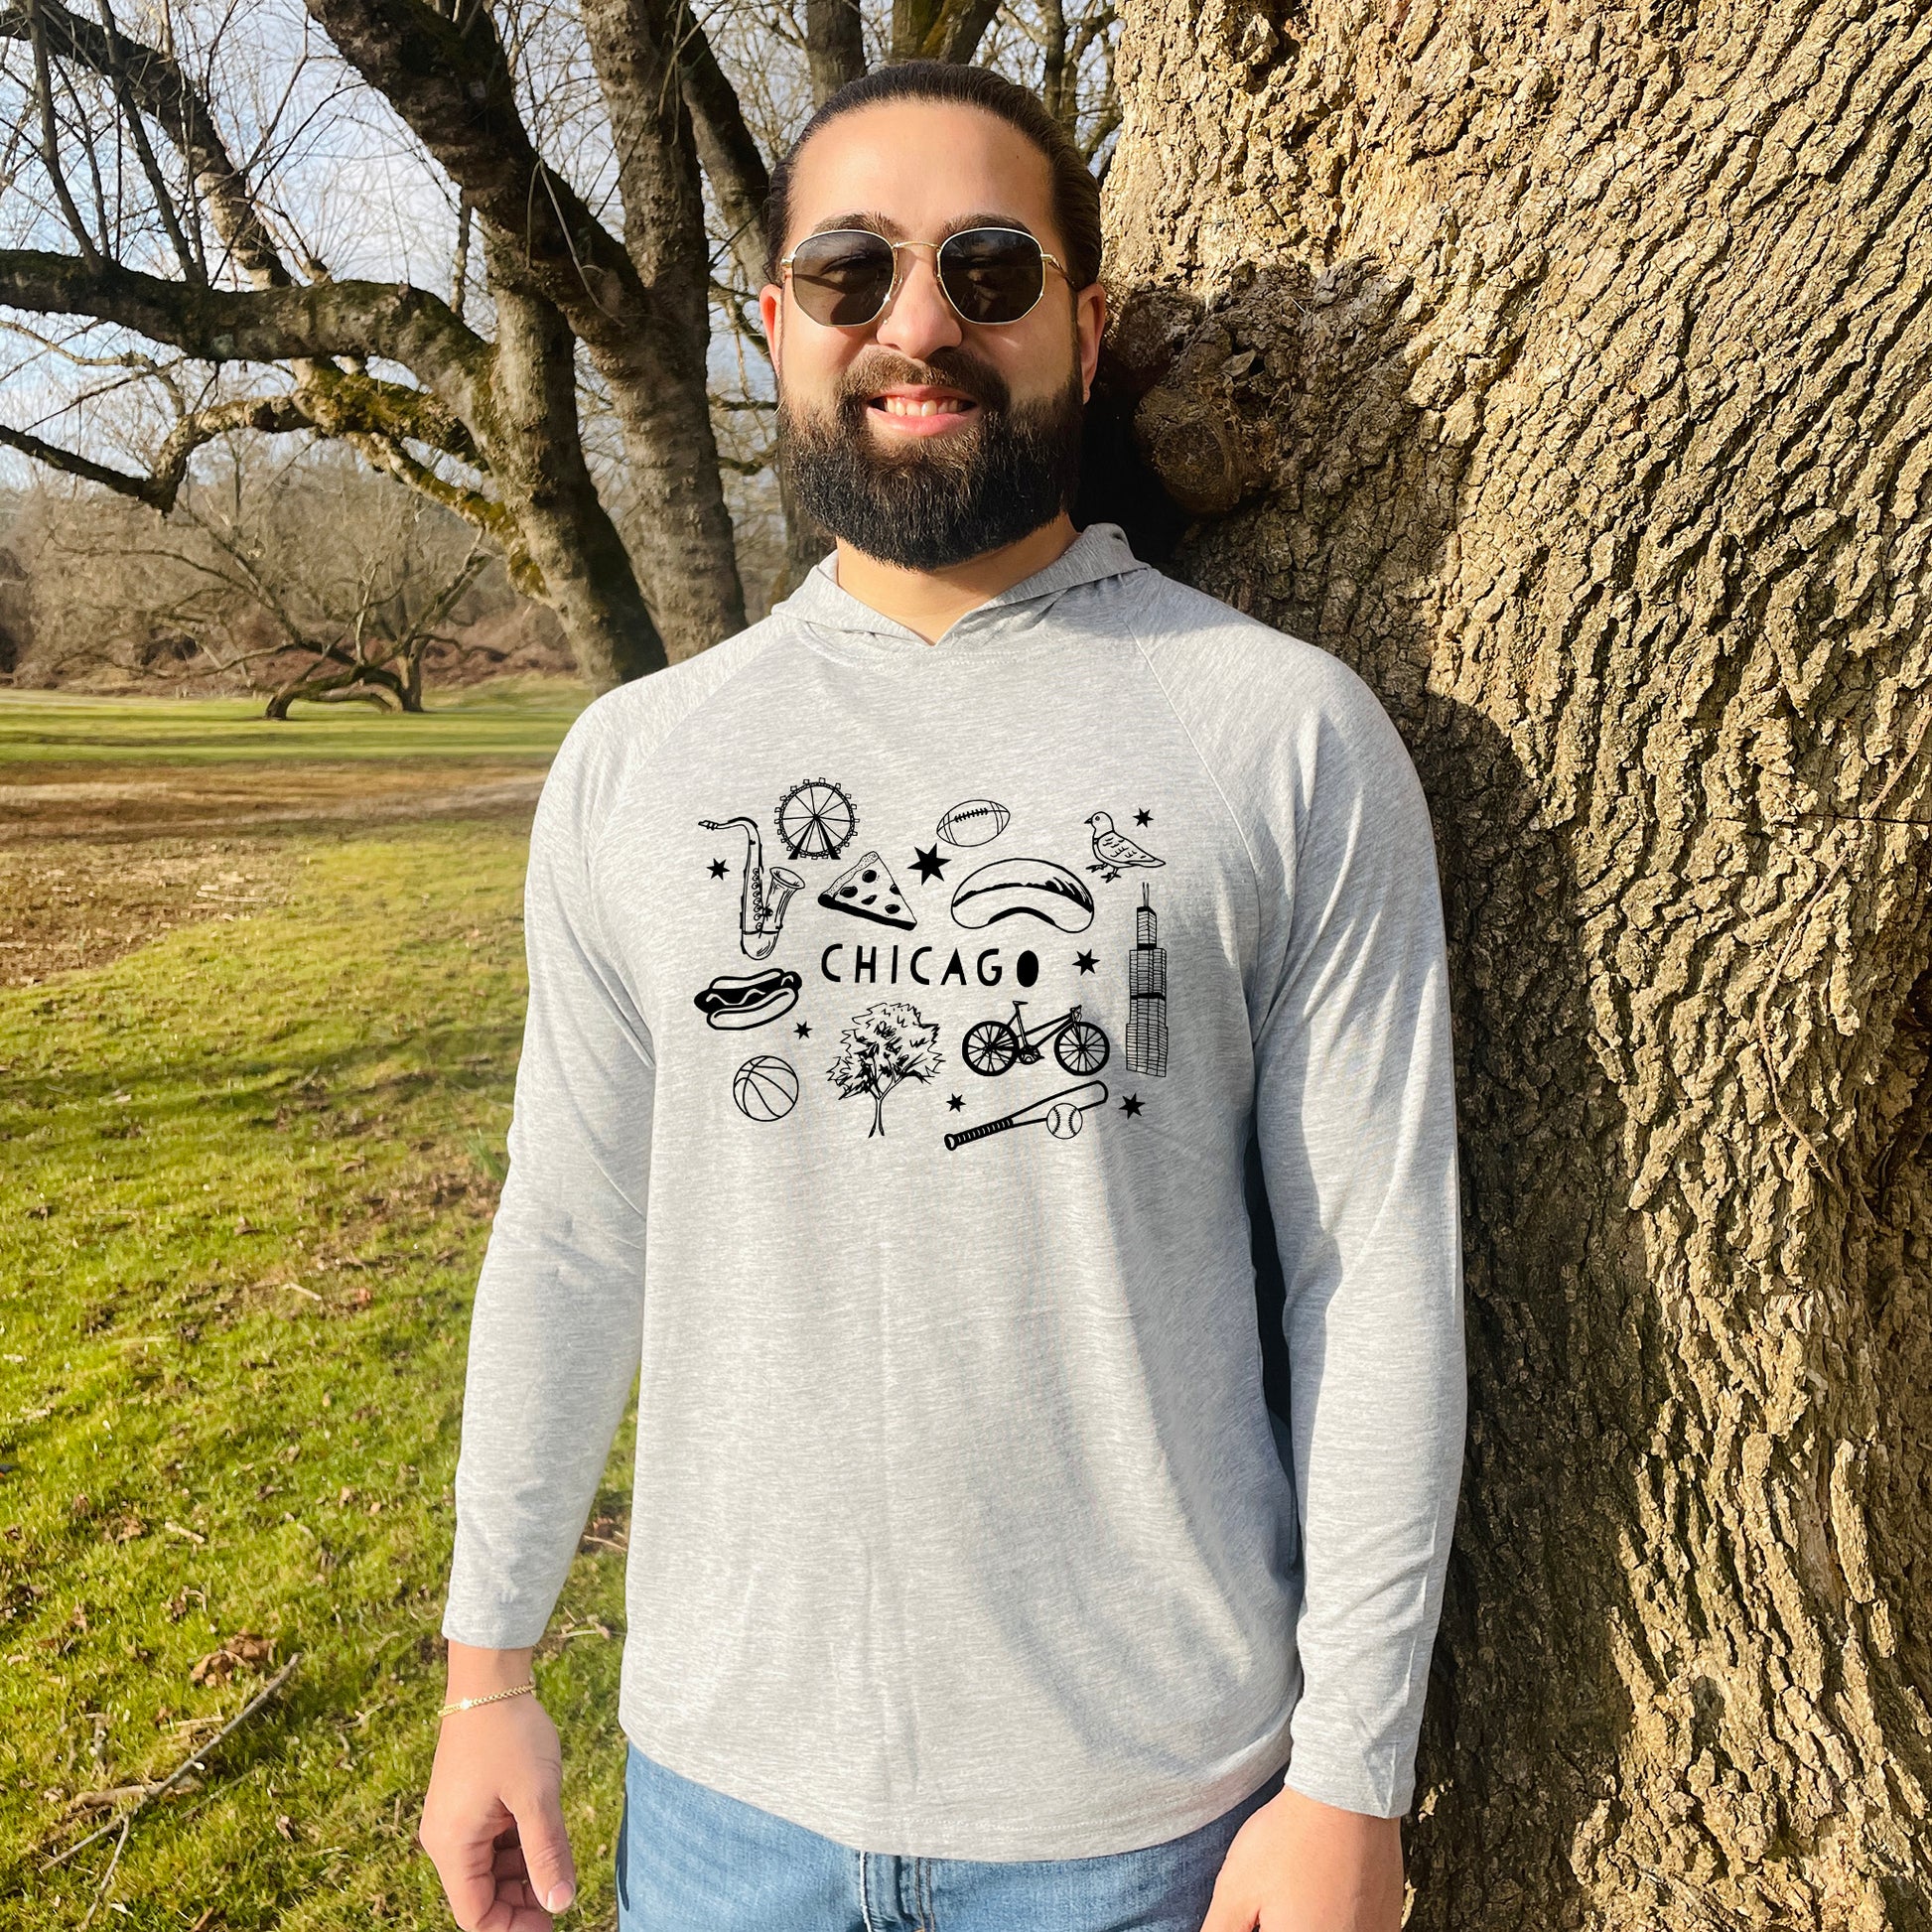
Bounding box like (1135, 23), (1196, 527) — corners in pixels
(940, 228), (1045, 324)
(789, 231), (897, 326)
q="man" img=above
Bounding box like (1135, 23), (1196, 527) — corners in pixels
(421, 59), (1465, 1932)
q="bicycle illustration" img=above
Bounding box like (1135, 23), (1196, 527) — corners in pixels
(960, 999), (1110, 1078)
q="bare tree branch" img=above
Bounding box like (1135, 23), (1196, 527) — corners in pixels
(674, 0), (769, 290)
(299, 0), (655, 350)
(87, 0), (203, 282)
(0, 248), (492, 407)
(0, 0), (288, 285)
(23, 0), (101, 261)
(450, 190), (470, 319)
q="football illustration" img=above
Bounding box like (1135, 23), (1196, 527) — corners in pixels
(935, 797), (1011, 847)
(734, 1054), (799, 1121)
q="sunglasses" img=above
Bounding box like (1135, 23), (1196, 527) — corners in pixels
(779, 225), (1070, 329)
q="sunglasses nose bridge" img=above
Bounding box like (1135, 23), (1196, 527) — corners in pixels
(894, 240), (957, 322)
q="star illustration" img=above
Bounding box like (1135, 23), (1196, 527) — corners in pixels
(1073, 949), (1098, 974)
(794, 1021), (812, 1037)
(1120, 1093), (1145, 1118)
(911, 843), (949, 883)
(947, 1093), (965, 1111)
(708, 857), (729, 878)
(1134, 807), (1153, 827)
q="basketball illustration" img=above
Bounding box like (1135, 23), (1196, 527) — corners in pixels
(734, 1054), (799, 1122)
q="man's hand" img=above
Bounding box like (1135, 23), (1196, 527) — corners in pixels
(1199, 1784), (1404, 1932)
(420, 1644), (578, 1930)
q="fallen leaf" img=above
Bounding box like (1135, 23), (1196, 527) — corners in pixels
(190, 1630), (274, 1685)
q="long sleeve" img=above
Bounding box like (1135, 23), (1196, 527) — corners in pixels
(1252, 678), (1466, 1820)
(442, 710), (656, 1649)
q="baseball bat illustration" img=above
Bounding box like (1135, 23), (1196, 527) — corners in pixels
(944, 1080), (1108, 1151)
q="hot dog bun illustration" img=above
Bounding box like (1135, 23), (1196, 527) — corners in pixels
(949, 855), (1095, 933)
(694, 965), (802, 1030)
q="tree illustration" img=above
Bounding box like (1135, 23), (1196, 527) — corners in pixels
(826, 1002), (943, 1138)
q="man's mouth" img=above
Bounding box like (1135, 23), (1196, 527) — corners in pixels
(864, 385), (982, 430)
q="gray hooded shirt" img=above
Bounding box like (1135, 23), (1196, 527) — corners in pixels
(441, 520), (1466, 1860)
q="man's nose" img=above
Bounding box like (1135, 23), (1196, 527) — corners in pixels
(871, 243), (963, 360)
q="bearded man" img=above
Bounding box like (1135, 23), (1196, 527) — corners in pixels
(420, 59), (1465, 1932)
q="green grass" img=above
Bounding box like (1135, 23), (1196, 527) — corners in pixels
(0, 680), (591, 768)
(0, 822), (632, 1928)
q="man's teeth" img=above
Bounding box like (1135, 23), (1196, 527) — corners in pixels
(878, 396), (971, 416)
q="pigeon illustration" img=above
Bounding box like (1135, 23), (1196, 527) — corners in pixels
(1084, 811), (1166, 882)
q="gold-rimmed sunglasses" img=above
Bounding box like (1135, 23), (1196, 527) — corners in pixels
(779, 226), (1070, 329)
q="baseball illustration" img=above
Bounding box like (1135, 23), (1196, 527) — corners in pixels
(734, 1054), (799, 1121)
(1046, 1101), (1085, 1140)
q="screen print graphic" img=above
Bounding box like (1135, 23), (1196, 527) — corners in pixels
(935, 796), (1011, 847)
(734, 1053), (799, 1121)
(960, 995), (1108, 1079)
(819, 850), (917, 929)
(700, 814), (803, 960)
(826, 1000), (942, 1138)
(1083, 809), (1165, 882)
(691, 777), (1173, 1142)
(776, 776), (860, 860)
(1125, 884), (1170, 1077)
(695, 965), (802, 1030)
(949, 855), (1094, 932)
(944, 1078), (1108, 1150)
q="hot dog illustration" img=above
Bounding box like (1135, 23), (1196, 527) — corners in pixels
(694, 965), (802, 1031)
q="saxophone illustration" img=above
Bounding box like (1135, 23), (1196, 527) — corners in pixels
(701, 816), (804, 960)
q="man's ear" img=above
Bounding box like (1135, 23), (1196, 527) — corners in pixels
(759, 283), (784, 384)
(1078, 282), (1108, 401)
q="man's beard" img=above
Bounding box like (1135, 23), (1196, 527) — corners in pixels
(775, 346), (1086, 572)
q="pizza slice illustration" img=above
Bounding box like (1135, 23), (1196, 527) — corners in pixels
(818, 849), (917, 930)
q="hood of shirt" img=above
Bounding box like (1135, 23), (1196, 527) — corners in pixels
(769, 519), (1155, 658)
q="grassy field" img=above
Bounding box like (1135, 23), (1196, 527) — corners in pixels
(0, 681), (588, 766)
(0, 687), (642, 1929)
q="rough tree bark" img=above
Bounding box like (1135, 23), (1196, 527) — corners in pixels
(1100, 1), (1932, 1925)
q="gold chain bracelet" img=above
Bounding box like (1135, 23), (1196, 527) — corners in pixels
(439, 1680), (537, 1719)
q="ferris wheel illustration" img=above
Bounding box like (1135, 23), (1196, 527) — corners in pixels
(775, 776), (859, 860)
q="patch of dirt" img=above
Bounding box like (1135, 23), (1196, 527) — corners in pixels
(0, 759), (546, 845)
(0, 839), (295, 987)
(0, 754), (545, 985)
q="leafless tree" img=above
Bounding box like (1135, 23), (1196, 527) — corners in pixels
(13, 443), (509, 710)
(0, 0), (1120, 696)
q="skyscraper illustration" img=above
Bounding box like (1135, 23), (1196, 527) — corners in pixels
(1125, 884), (1169, 1076)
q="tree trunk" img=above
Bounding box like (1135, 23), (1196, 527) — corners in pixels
(479, 230), (668, 689)
(807, 0), (865, 103)
(1101, 2), (1932, 1925)
(303, 0), (748, 663)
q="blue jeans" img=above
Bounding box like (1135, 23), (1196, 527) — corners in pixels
(614, 1740), (1285, 1932)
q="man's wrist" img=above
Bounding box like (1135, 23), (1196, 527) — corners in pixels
(445, 1639), (537, 1701)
